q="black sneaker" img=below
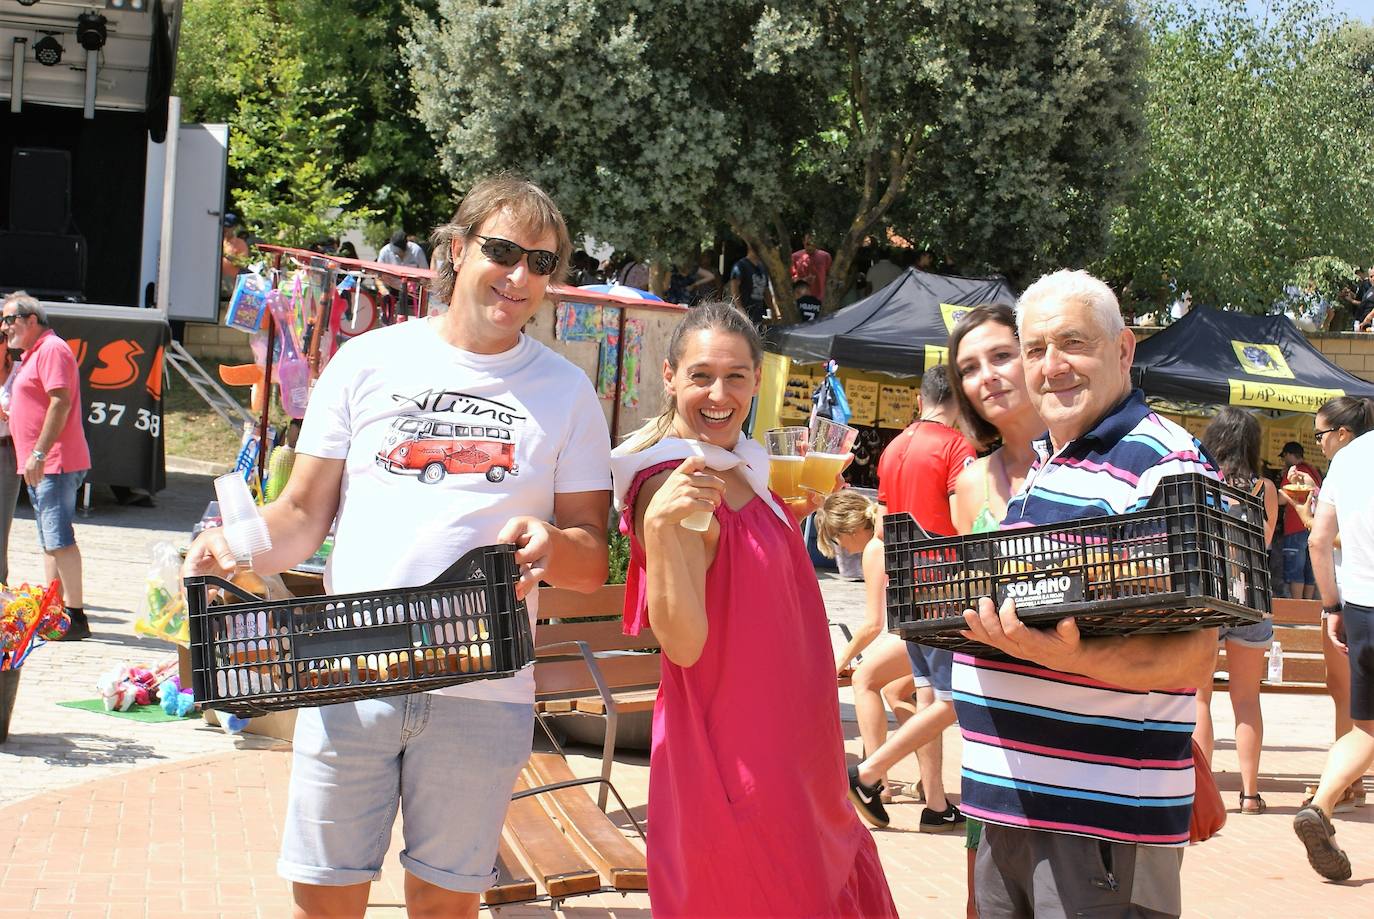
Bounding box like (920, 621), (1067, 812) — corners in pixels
(919, 803), (967, 834)
(847, 765), (889, 828)
(1293, 805), (1352, 881)
(58, 608), (91, 642)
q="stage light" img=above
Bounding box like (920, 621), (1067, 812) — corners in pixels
(77, 13), (107, 52)
(33, 35), (62, 67)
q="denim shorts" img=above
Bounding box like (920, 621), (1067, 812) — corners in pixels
(906, 641), (954, 702)
(1218, 615), (1274, 648)
(27, 470), (85, 551)
(278, 693), (533, 891)
(1282, 530), (1314, 585)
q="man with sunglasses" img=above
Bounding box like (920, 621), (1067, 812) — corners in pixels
(1, 292), (91, 641)
(183, 175), (611, 919)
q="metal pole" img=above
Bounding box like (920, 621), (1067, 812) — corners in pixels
(10, 38), (25, 114)
(610, 306), (627, 443)
(154, 96), (182, 317)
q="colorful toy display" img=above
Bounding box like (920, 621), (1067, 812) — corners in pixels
(158, 677), (197, 717)
(0, 581), (68, 670)
(134, 542), (189, 645)
(95, 660), (180, 712)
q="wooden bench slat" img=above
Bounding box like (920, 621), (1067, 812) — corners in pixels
(1271, 598), (1321, 626)
(484, 837), (538, 905)
(505, 774), (601, 898)
(1272, 627), (1324, 654)
(536, 583), (628, 618)
(537, 620), (660, 654)
(526, 753), (648, 891)
(574, 689), (658, 716)
(535, 654), (662, 698)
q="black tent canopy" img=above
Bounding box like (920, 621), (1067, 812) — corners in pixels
(764, 269), (1018, 375)
(1132, 306), (1374, 413)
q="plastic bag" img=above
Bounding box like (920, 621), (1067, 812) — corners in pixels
(811, 360), (853, 426)
(134, 542), (189, 645)
(226, 272), (271, 333)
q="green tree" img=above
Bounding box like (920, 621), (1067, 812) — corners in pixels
(1100, 0), (1374, 312)
(176, 0), (378, 245)
(405, 0), (1144, 320)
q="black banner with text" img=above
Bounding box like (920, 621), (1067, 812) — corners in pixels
(47, 310), (168, 492)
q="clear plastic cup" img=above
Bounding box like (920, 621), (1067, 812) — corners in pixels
(764, 427), (809, 500)
(803, 417), (858, 496)
(214, 473), (272, 563)
(680, 441), (715, 532)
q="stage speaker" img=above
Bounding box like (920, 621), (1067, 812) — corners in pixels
(9, 148), (74, 235)
(0, 231), (87, 299)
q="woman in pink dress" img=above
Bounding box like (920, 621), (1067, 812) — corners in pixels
(610, 301), (897, 917)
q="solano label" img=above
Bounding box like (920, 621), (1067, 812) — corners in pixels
(996, 572), (1084, 610)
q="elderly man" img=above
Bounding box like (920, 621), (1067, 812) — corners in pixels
(955, 270), (1219, 919)
(2, 293), (91, 641)
(184, 176), (611, 919)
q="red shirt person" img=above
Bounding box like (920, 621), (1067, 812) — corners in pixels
(1278, 440), (1323, 599)
(876, 365), (976, 535)
(2, 292), (92, 640)
(790, 232), (833, 301)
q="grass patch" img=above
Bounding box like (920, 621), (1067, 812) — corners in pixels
(163, 371), (288, 465)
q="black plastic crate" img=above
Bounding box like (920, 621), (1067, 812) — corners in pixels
(884, 473), (1272, 654)
(186, 544), (533, 717)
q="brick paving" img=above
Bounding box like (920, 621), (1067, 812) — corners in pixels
(0, 474), (1370, 916)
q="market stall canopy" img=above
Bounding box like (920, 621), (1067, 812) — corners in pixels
(764, 269), (1018, 375)
(1132, 306), (1374, 413)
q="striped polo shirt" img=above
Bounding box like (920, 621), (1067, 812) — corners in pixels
(952, 388), (1218, 846)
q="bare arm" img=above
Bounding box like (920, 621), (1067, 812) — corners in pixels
(497, 489), (611, 596)
(637, 457), (724, 668)
(182, 453), (345, 578)
(835, 537), (886, 672)
(961, 596), (1218, 690)
(1260, 478), (1278, 545)
(1309, 500), (1347, 653)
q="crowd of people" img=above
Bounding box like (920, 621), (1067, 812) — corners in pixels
(180, 174), (1372, 918)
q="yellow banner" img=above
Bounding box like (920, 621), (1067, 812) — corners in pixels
(1227, 379), (1343, 412)
(1230, 341), (1294, 379)
(925, 344), (948, 368)
(939, 303), (974, 332)
(879, 384), (918, 428)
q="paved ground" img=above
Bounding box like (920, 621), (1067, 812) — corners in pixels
(0, 473), (1371, 917)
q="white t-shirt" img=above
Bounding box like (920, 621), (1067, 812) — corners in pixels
(1317, 430), (1374, 606)
(376, 241), (429, 269)
(297, 318), (611, 702)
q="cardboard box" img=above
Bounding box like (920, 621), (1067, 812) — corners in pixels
(202, 706), (298, 742)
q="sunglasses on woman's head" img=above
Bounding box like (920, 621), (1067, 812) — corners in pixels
(475, 236), (559, 276)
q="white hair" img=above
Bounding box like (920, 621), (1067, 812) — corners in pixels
(1016, 269), (1124, 337)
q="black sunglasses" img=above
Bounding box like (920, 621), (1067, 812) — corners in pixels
(1314, 427), (1338, 441)
(0, 313), (27, 326)
(475, 235), (559, 277)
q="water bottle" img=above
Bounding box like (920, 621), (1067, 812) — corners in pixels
(1267, 640), (1283, 683)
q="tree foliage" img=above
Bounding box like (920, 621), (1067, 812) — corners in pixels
(175, 0), (448, 246)
(1101, 0), (1374, 312)
(405, 1), (1144, 319)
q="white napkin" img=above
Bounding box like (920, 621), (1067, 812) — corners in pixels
(610, 430), (790, 524)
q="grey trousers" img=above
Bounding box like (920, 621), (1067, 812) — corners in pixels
(0, 436), (19, 584)
(976, 822), (1184, 919)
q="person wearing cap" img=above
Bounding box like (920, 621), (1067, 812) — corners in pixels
(376, 228), (430, 270)
(221, 213), (249, 298)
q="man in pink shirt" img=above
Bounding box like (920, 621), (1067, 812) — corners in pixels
(1, 293), (91, 640)
(790, 232), (833, 302)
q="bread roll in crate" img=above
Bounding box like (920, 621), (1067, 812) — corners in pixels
(185, 545), (533, 717)
(884, 473), (1271, 655)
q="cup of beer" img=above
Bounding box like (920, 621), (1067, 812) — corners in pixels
(764, 427), (808, 500)
(802, 417), (857, 496)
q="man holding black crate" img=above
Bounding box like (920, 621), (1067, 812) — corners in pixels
(183, 175), (611, 919)
(954, 270), (1220, 919)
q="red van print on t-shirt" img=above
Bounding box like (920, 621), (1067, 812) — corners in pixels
(375, 414), (519, 484)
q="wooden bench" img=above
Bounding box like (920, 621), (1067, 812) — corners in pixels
(1216, 597), (1326, 694)
(533, 583), (660, 809)
(485, 717), (648, 909)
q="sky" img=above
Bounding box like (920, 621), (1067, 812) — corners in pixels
(1314, 0), (1372, 21)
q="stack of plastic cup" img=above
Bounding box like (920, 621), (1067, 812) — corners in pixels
(214, 473), (272, 565)
(680, 440), (715, 532)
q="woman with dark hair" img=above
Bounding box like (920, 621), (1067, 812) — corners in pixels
(1294, 395), (1374, 812)
(609, 301), (897, 917)
(1193, 407), (1279, 814)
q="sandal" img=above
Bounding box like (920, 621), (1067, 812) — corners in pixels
(1240, 793), (1266, 815)
(1303, 784), (1359, 814)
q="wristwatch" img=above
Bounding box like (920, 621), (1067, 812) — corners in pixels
(30, 449), (45, 461)
(1322, 603), (1343, 616)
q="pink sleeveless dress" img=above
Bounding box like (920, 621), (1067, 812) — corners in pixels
(622, 463), (897, 917)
